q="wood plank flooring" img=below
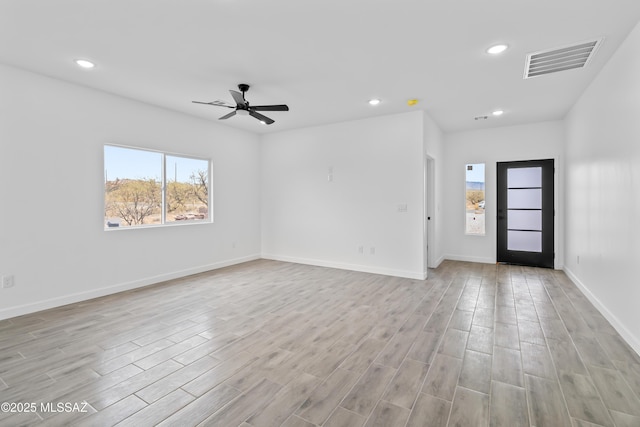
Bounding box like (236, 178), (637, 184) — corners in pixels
(1, 259), (639, 426)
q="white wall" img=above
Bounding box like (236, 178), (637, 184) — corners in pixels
(443, 121), (565, 265)
(261, 111), (428, 279)
(564, 22), (640, 353)
(0, 64), (261, 320)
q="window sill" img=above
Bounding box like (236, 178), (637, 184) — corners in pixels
(104, 219), (213, 231)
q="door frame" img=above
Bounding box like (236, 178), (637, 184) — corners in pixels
(426, 156), (435, 270)
(496, 159), (556, 268)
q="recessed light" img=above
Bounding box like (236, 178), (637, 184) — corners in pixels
(487, 44), (508, 55)
(492, 110), (504, 116)
(75, 59), (96, 69)
(369, 99), (381, 106)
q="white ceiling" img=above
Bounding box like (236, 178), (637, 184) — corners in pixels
(2, 0), (640, 134)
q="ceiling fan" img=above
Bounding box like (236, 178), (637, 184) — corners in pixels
(192, 83), (289, 125)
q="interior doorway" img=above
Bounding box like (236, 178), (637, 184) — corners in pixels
(425, 156), (435, 272)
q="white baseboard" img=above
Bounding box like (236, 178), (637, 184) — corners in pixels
(0, 254), (261, 321)
(444, 254), (495, 264)
(564, 266), (640, 357)
(262, 253), (426, 280)
(428, 255), (445, 269)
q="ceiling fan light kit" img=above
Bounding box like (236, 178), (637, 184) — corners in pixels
(193, 84), (289, 125)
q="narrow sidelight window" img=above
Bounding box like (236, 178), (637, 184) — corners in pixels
(465, 163), (485, 235)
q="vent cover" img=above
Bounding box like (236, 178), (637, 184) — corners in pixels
(524, 39), (602, 79)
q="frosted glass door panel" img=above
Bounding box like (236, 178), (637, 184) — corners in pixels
(508, 210), (542, 231)
(507, 189), (541, 209)
(507, 231), (542, 252)
(508, 167), (541, 188)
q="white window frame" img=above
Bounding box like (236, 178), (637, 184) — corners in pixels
(104, 144), (212, 230)
(465, 162), (485, 236)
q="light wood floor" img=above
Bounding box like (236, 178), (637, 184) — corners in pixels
(1, 260), (639, 427)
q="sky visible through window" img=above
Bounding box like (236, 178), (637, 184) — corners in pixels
(466, 162), (485, 183)
(104, 145), (207, 182)
(166, 155), (208, 183)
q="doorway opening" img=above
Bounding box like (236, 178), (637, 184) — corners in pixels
(425, 156), (435, 272)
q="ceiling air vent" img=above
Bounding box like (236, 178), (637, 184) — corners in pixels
(524, 39), (602, 79)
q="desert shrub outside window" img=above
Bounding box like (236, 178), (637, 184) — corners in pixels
(465, 163), (485, 235)
(104, 145), (211, 229)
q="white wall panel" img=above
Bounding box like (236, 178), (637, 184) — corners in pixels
(565, 21), (640, 354)
(261, 111), (428, 279)
(0, 64), (261, 319)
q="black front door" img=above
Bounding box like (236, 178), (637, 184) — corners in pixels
(497, 159), (554, 268)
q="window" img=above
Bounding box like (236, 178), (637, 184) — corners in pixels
(465, 163), (485, 235)
(104, 145), (210, 229)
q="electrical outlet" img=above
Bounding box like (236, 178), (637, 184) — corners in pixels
(2, 275), (14, 289)
(358, 246), (364, 254)
(370, 247), (376, 255)
(577, 255), (580, 264)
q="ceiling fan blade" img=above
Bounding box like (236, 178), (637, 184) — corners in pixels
(250, 104), (289, 112)
(249, 110), (275, 125)
(219, 111), (237, 120)
(192, 101), (234, 108)
(229, 90), (247, 107)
